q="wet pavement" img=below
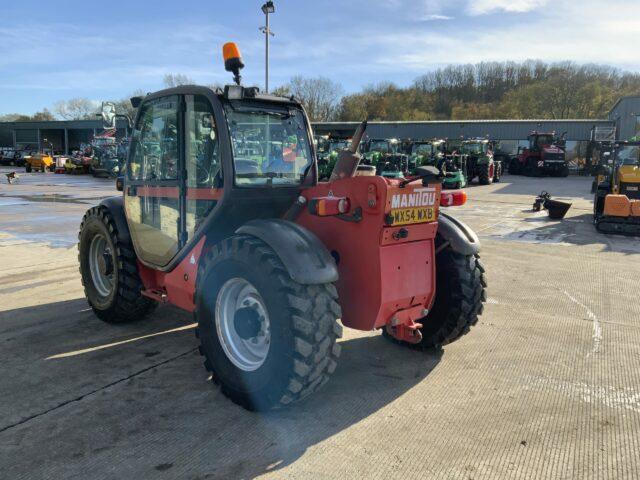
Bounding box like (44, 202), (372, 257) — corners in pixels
(1, 169), (640, 479)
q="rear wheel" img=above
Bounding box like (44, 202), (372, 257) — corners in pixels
(478, 163), (494, 185)
(78, 206), (156, 323)
(383, 237), (486, 349)
(382, 236), (487, 349)
(196, 235), (342, 411)
(25, 164), (32, 173)
(418, 243), (486, 348)
(493, 162), (502, 183)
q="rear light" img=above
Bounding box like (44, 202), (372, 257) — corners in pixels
(308, 196), (350, 216)
(440, 190), (467, 207)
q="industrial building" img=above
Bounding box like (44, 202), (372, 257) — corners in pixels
(313, 96), (640, 160)
(1, 96), (639, 157)
(0, 119), (129, 154)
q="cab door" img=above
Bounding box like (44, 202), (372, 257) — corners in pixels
(124, 95), (182, 267)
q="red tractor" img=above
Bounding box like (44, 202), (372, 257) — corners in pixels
(508, 131), (569, 177)
(77, 43), (486, 411)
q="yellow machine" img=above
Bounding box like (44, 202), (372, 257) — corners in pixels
(593, 141), (640, 235)
(25, 152), (54, 172)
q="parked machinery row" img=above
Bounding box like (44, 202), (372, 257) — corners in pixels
(3, 138), (129, 178)
(316, 135), (504, 188)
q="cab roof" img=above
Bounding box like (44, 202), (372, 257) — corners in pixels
(134, 84), (302, 108)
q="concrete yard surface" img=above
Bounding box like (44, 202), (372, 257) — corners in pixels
(1, 168), (640, 479)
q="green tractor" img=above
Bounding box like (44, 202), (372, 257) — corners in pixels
(361, 138), (408, 178)
(317, 137), (351, 180)
(440, 139), (468, 190)
(462, 139), (502, 185)
(408, 139), (466, 189)
(408, 141), (437, 171)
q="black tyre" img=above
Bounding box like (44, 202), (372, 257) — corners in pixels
(508, 159), (520, 175)
(560, 166), (570, 177)
(493, 162), (502, 183)
(385, 236), (486, 349)
(478, 163), (494, 185)
(78, 206), (156, 323)
(420, 244), (486, 348)
(195, 235), (342, 411)
(25, 164), (32, 173)
(525, 159), (542, 177)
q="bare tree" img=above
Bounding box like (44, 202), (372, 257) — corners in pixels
(31, 109), (56, 121)
(163, 73), (195, 88)
(53, 98), (99, 120)
(285, 76), (343, 122)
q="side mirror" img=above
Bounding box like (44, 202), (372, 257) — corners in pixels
(116, 176), (124, 192)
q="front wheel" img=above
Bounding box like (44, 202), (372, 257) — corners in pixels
(25, 164), (32, 173)
(78, 206), (156, 323)
(196, 235), (342, 411)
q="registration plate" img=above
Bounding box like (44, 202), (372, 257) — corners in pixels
(390, 207), (436, 226)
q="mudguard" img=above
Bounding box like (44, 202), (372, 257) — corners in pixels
(237, 219), (338, 285)
(99, 196), (131, 244)
(437, 212), (480, 256)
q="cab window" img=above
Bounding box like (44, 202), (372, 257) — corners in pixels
(128, 96), (179, 182)
(185, 94), (221, 238)
(224, 104), (313, 186)
(124, 95), (180, 267)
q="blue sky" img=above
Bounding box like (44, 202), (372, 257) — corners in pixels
(1, 0), (639, 115)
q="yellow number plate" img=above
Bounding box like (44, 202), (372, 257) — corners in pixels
(390, 207), (436, 226)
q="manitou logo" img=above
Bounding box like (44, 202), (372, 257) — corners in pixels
(391, 188), (436, 209)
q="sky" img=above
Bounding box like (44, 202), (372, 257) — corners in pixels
(1, 0), (640, 115)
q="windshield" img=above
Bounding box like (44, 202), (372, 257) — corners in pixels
(315, 136), (329, 153)
(329, 140), (349, 152)
(531, 135), (554, 149)
(616, 145), (640, 165)
(369, 140), (393, 154)
(412, 143), (433, 155)
(224, 105), (313, 186)
(464, 143), (484, 154)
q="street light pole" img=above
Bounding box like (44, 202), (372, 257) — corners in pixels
(260, 1), (275, 93)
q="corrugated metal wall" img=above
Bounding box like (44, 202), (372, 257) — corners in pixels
(608, 96), (640, 140)
(313, 119), (615, 142)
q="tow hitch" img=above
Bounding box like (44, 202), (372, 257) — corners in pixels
(385, 304), (427, 344)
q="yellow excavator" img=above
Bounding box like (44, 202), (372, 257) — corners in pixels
(593, 141), (640, 235)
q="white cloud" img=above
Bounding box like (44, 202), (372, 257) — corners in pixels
(421, 14), (454, 21)
(468, 0), (549, 15)
(321, 0), (640, 75)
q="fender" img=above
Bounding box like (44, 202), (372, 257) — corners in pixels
(98, 196), (131, 244)
(437, 212), (480, 256)
(236, 219), (338, 285)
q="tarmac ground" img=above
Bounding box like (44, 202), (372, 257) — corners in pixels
(1, 167), (639, 479)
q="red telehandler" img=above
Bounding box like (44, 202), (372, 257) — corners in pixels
(78, 43), (486, 411)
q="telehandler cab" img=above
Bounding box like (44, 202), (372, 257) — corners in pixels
(78, 43), (486, 411)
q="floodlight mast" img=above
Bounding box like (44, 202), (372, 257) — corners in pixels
(260, 1), (275, 93)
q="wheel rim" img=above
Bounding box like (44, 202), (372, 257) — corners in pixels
(215, 278), (271, 372)
(89, 234), (115, 298)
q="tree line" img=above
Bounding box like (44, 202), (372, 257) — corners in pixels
(2, 61), (639, 123)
